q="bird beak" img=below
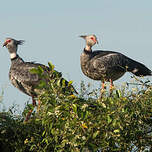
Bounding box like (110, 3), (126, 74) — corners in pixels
(79, 35), (86, 39)
(3, 41), (7, 47)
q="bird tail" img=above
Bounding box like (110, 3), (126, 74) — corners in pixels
(127, 59), (152, 76)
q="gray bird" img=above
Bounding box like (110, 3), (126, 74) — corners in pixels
(3, 38), (77, 121)
(80, 34), (152, 91)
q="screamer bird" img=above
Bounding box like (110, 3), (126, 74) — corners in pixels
(80, 34), (152, 94)
(3, 38), (77, 121)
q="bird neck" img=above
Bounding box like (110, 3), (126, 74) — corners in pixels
(84, 47), (92, 55)
(10, 53), (24, 64)
(11, 53), (20, 61)
(85, 45), (92, 52)
(10, 52), (17, 59)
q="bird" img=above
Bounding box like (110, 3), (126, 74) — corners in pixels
(3, 38), (77, 121)
(80, 34), (152, 93)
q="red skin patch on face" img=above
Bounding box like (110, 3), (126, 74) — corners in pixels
(6, 39), (11, 43)
(90, 37), (96, 43)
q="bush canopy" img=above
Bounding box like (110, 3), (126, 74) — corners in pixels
(0, 63), (152, 152)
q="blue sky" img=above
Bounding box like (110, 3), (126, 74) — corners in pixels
(0, 0), (152, 109)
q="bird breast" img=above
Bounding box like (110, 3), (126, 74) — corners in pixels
(80, 52), (106, 80)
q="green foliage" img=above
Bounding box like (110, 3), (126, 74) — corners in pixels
(0, 64), (152, 151)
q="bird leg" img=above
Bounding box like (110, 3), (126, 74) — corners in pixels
(32, 97), (36, 106)
(24, 109), (33, 122)
(100, 81), (105, 98)
(102, 82), (105, 90)
(24, 96), (36, 122)
(110, 79), (113, 90)
(101, 81), (105, 92)
(32, 97), (41, 112)
(109, 79), (114, 95)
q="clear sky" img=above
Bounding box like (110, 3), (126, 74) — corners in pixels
(0, 0), (152, 110)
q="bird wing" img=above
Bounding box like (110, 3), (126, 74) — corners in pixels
(10, 62), (78, 94)
(10, 62), (49, 85)
(91, 50), (126, 72)
(92, 50), (152, 76)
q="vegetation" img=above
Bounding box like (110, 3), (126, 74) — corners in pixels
(0, 63), (152, 152)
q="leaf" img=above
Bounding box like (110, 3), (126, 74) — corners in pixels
(112, 119), (117, 127)
(42, 131), (46, 136)
(48, 62), (55, 71)
(38, 66), (44, 74)
(61, 79), (66, 87)
(93, 130), (100, 139)
(67, 94), (77, 99)
(83, 111), (88, 120)
(114, 129), (120, 133)
(72, 104), (77, 113)
(57, 79), (61, 87)
(101, 102), (106, 108)
(116, 89), (121, 98)
(81, 123), (88, 129)
(68, 80), (73, 86)
(30, 68), (39, 74)
(30, 66), (44, 76)
(38, 80), (46, 88)
(107, 115), (112, 124)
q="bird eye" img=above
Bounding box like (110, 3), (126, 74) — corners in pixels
(90, 37), (96, 43)
(6, 39), (11, 43)
(90, 37), (94, 40)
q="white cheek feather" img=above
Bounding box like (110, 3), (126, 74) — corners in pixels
(10, 52), (17, 59)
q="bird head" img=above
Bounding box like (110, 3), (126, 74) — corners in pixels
(80, 34), (98, 48)
(3, 38), (24, 53)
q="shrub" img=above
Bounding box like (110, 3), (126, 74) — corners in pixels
(0, 63), (152, 151)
